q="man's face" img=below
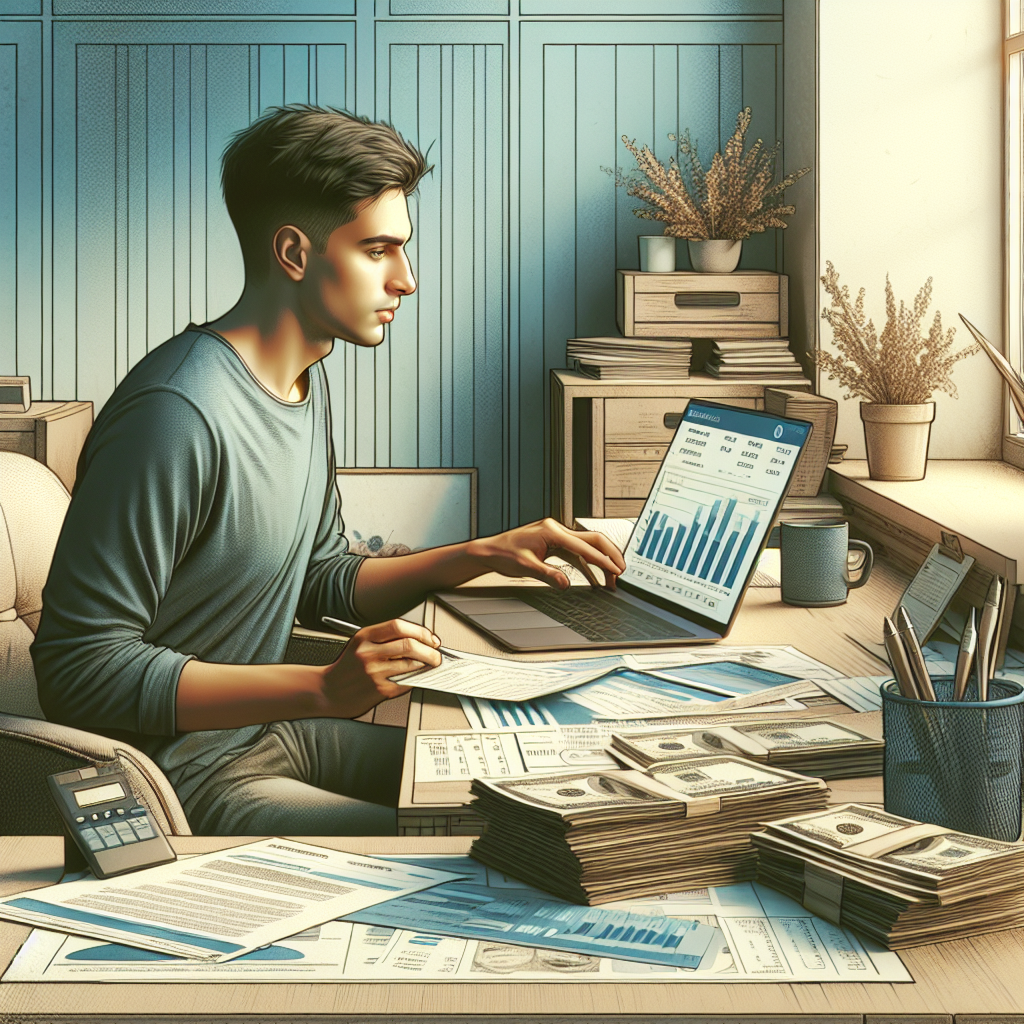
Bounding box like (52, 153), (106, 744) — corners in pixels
(304, 188), (416, 347)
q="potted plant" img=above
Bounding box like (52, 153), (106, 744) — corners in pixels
(814, 262), (978, 481)
(614, 108), (809, 273)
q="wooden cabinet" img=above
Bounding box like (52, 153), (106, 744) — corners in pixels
(0, 401), (93, 493)
(550, 370), (810, 524)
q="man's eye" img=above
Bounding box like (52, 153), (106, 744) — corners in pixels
(368, 249), (386, 260)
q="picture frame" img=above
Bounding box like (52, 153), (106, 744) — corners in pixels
(0, 377), (31, 413)
(335, 468), (478, 557)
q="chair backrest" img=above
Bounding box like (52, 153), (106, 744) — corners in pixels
(0, 451), (71, 718)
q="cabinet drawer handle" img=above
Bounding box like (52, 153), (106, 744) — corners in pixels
(674, 291), (741, 308)
(663, 413), (684, 429)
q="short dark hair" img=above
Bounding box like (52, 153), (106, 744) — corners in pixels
(221, 105), (430, 275)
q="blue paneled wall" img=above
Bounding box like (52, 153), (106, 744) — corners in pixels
(0, 0), (786, 534)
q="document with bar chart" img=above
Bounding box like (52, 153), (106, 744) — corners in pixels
(621, 404), (810, 628)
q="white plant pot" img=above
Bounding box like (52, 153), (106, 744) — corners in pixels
(687, 238), (742, 273)
(638, 235), (676, 273)
(859, 402), (935, 481)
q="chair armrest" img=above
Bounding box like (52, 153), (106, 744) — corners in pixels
(0, 714), (192, 836)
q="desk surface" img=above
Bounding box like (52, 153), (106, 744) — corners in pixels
(0, 834), (1021, 1022)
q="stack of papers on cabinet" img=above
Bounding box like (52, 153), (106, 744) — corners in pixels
(609, 718), (884, 780)
(705, 338), (806, 382)
(752, 804), (1024, 949)
(567, 336), (692, 379)
(469, 759), (828, 905)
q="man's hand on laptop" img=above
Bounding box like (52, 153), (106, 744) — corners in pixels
(465, 518), (625, 591)
(320, 619), (443, 719)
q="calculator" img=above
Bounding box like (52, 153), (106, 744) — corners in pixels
(47, 765), (176, 879)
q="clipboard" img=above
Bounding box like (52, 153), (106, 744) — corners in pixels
(897, 542), (975, 643)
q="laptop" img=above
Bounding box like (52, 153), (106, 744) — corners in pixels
(436, 399), (813, 651)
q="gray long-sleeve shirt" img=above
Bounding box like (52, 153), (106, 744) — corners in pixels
(31, 326), (365, 802)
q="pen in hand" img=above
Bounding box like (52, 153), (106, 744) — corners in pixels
(321, 616), (456, 662)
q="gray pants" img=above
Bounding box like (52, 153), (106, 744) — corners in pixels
(181, 718), (406, 836)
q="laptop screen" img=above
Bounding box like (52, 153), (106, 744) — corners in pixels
(619, 400), (812, 630)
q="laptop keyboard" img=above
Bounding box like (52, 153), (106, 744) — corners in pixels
(516, 588), (695, 643)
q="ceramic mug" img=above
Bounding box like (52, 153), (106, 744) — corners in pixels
(780, 519), (873, 607)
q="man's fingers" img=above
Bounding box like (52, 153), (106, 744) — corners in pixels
(366, 636), (444, 667)
(547, 524), (626, 575)
(357, 618), (441, 648)
(518, 553), (572, 590)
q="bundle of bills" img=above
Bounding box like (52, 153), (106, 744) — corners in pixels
(609, 718), (883, 780)
(469, 757), (828, 904)
(752, 803), (1024, 949)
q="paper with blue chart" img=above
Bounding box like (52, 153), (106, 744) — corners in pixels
(4, 855), (910, 984)
(458, 645), (844, 730)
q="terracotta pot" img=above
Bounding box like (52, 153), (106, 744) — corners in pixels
(687, 238), (742, 273)
(859, 402), (935, 481)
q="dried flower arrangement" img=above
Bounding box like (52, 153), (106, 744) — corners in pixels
(614, 108), (810, 240)
(815, 262), (977, 405)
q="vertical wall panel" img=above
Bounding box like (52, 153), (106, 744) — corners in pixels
(146, 44), (175, 351)
(375, 22), (507, 533)
(741, 43), (779, 272)
(49, 20), (353, 412)
(0, 44), (17, 378)
(76, 44), (117, 407)
(0, 23), (43, 397)
(126, 45), (148, 371)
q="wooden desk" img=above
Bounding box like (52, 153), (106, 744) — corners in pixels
(399, 557), (910, 835)
(1, 834), (1020, 1022)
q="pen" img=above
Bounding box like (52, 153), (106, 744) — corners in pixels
(974, 577), (1002, 701)
(953, 607), (977, 701)
(883, 616), (920, 699)
(895, 606), (937, 702)
(321, 616), (458, 660)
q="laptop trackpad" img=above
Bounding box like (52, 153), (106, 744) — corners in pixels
(455, 597), (591, 646)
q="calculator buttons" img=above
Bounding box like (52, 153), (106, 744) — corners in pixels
(130, 816), (155, 840)
(91, 813), (99, 821)
(94, 824), (121, 848)
(75, 816), (85, 823)
(117, 808), (125, 815)
(79, 827), (106, 852)
(103, 810), (112, 818)
(112, 820), (138, 844)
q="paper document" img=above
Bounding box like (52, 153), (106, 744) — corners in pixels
(0, 838), (459, 963)
(898, 544), (974, 642)
(459, 646), (843, 730)
(404, 651), (627, 701)
(415, 727), (618, 782)
(346, 877), (717, 969)
(5, 856), (910, 984)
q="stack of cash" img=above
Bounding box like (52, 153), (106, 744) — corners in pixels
(609, 718), (883, 780)
(752, 804), (1024, 949)
(469, 757), (829, 904)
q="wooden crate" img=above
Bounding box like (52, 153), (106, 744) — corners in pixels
(617, 269), (787, 338)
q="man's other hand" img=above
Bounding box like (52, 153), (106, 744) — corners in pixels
(464, 518), (626, 591)
(320, 618), (442, 719)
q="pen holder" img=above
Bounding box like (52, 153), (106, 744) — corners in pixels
(881, 676), (1024, 842)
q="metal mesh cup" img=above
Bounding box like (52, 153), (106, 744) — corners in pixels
(881, 675), (1024, 843)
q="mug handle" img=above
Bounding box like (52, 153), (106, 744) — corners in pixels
(844, 540), (874, 589)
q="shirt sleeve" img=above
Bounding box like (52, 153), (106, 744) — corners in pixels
(294, 439), (367, 629)
(31, 389), (219, 736)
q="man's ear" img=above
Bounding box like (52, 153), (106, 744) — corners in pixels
(273, 225), (311, 282)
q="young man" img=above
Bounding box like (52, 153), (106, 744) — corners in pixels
(32, 106), (623, 836)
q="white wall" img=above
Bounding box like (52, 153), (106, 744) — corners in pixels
(818, 0), (1004, 459)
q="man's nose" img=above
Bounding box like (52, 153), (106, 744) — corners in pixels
(390, 252), (416, 296)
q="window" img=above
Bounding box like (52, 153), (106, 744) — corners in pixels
(1005, 2), (1024, 466)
